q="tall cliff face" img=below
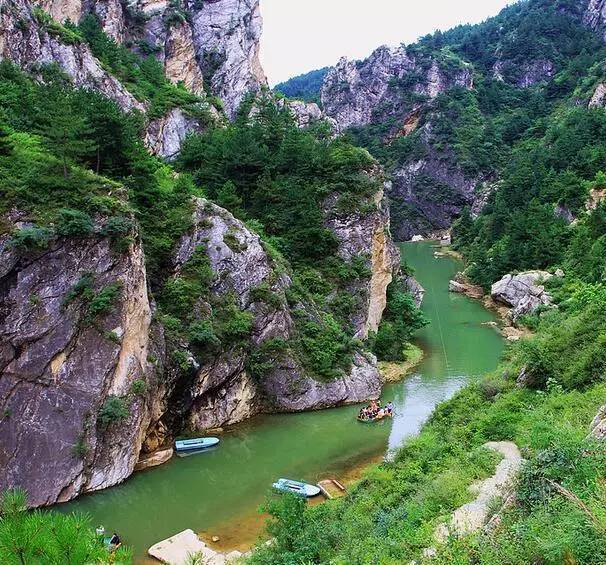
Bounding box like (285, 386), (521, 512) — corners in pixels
(0, 0), (266, 127)
(132, 0), (266, 117)
(321, 46), (473, 130)
(0, 0), (144, 112)
(162, 194), (395, 430)
(0, 222), (161, 507)
(324, 176), (400, 338)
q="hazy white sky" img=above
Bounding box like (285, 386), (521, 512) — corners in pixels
(260, 0), (515, 85)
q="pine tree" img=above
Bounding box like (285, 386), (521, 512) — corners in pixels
(40, 90), (95, 178)
(0, 124), (12, 156)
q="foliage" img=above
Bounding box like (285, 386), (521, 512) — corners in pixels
(97, 396), (130, 429)
(0, 489), (132, 563)
(274, 67), (330, 104)
(370, 279), (428, 361)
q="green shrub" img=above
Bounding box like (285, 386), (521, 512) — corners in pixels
(97, 396), (129, 428)
(87, 282), (122, 319)
(130, 379), (147, 396)
(55, 208), (94, 237)
(10, 226), (53, 250)
(188, 320), (220, 349)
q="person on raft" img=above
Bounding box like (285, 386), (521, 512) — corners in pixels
(109, 533), (121, 550)
(359, 400), (393, 421)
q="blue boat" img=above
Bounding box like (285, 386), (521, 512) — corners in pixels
(175, 437), (220, 452)
(272, 478), (321, 498)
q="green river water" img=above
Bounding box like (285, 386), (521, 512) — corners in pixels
(59, 241), (504, 560)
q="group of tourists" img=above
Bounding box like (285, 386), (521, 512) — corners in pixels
(358, 400), (394, 422)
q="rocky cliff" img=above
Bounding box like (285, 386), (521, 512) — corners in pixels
(321, 46), (473, 130)
(0, 0), (266, 155)
(583, 0), (606, 40)
(164, 193), (395, 430)
(0, 218), (161, 507)
(0, 0), (144, 113)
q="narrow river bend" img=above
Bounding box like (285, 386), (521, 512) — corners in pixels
(59, 241), (504, 560)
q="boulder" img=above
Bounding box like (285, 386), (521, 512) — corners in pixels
(449, 273), (484, 299)
(403, 275), (425, 308)
(491, 271), (553, 320)
(589, 405), (606, 440)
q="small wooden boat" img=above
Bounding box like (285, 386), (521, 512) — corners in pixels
(318, 479), (347, 499)
(175, 437), (220, 452)
(272, 478), (321, 498)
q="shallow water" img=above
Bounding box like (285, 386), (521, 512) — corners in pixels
(59, 241), (504, 560)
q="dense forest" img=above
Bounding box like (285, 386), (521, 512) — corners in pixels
(274, 67), (329, 104)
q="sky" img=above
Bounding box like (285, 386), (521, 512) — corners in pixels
(260, 0), (515, 86)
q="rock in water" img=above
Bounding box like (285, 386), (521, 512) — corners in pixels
(491, 271), (553, 320)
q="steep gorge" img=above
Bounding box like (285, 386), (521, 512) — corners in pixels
(0, 0), (403, 507)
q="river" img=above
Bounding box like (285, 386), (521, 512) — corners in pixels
(59, 241), (504, 561)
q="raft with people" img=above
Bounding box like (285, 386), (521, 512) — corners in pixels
(357, 400), (394, 423)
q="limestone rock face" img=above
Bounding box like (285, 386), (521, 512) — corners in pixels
(389, 138), (485, 241)
(584, 0), (606, 40)
(324, 177), (400, 339)
(0, 0), (144, 113)
(168, 198), (387, 429)
(164, 21), (205, 95)
(277, 98), (339, 132)
(93, 0), (125, 43)
(589, 82), (606, 108)
(0, 226), (157, 507)
(321, 46), (473, 130)
(402, 275), (425, 308)
(39, 0), (82, 23)
(145, 107), (208, 159)
(491, 271), (553, 320)
(493, 58), (555, 88)
(191, 0), (266, 118)
(261, 351), (381, 412)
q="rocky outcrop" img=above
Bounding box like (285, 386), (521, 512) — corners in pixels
(277, 98), (339, 132)
(321, 46), (473, 130)
(191, 0), (266, 118)
(491, 271), (554, 320)
(493, 58), (555, 88)
(0, 223), (158, 507)
(324, 177), (400, 339)
(0, 0), (144, 113)
(449, 272), (484, 300)
(262, 351), (381, 412)
(164, 21), (205, 95)
(583, 0), (606, 40)
(589, 82), (606, 107)
(389, 139), (484, 241)
(402, 275), (425, 308)
(145, 107), (213, 159)
(167, 198), (386, 429)
(589, 405), (606, 440)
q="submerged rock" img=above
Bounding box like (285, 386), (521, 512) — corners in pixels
(491, 271), (553, 320)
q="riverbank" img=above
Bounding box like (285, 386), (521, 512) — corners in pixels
(379, 343), (424, 383)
